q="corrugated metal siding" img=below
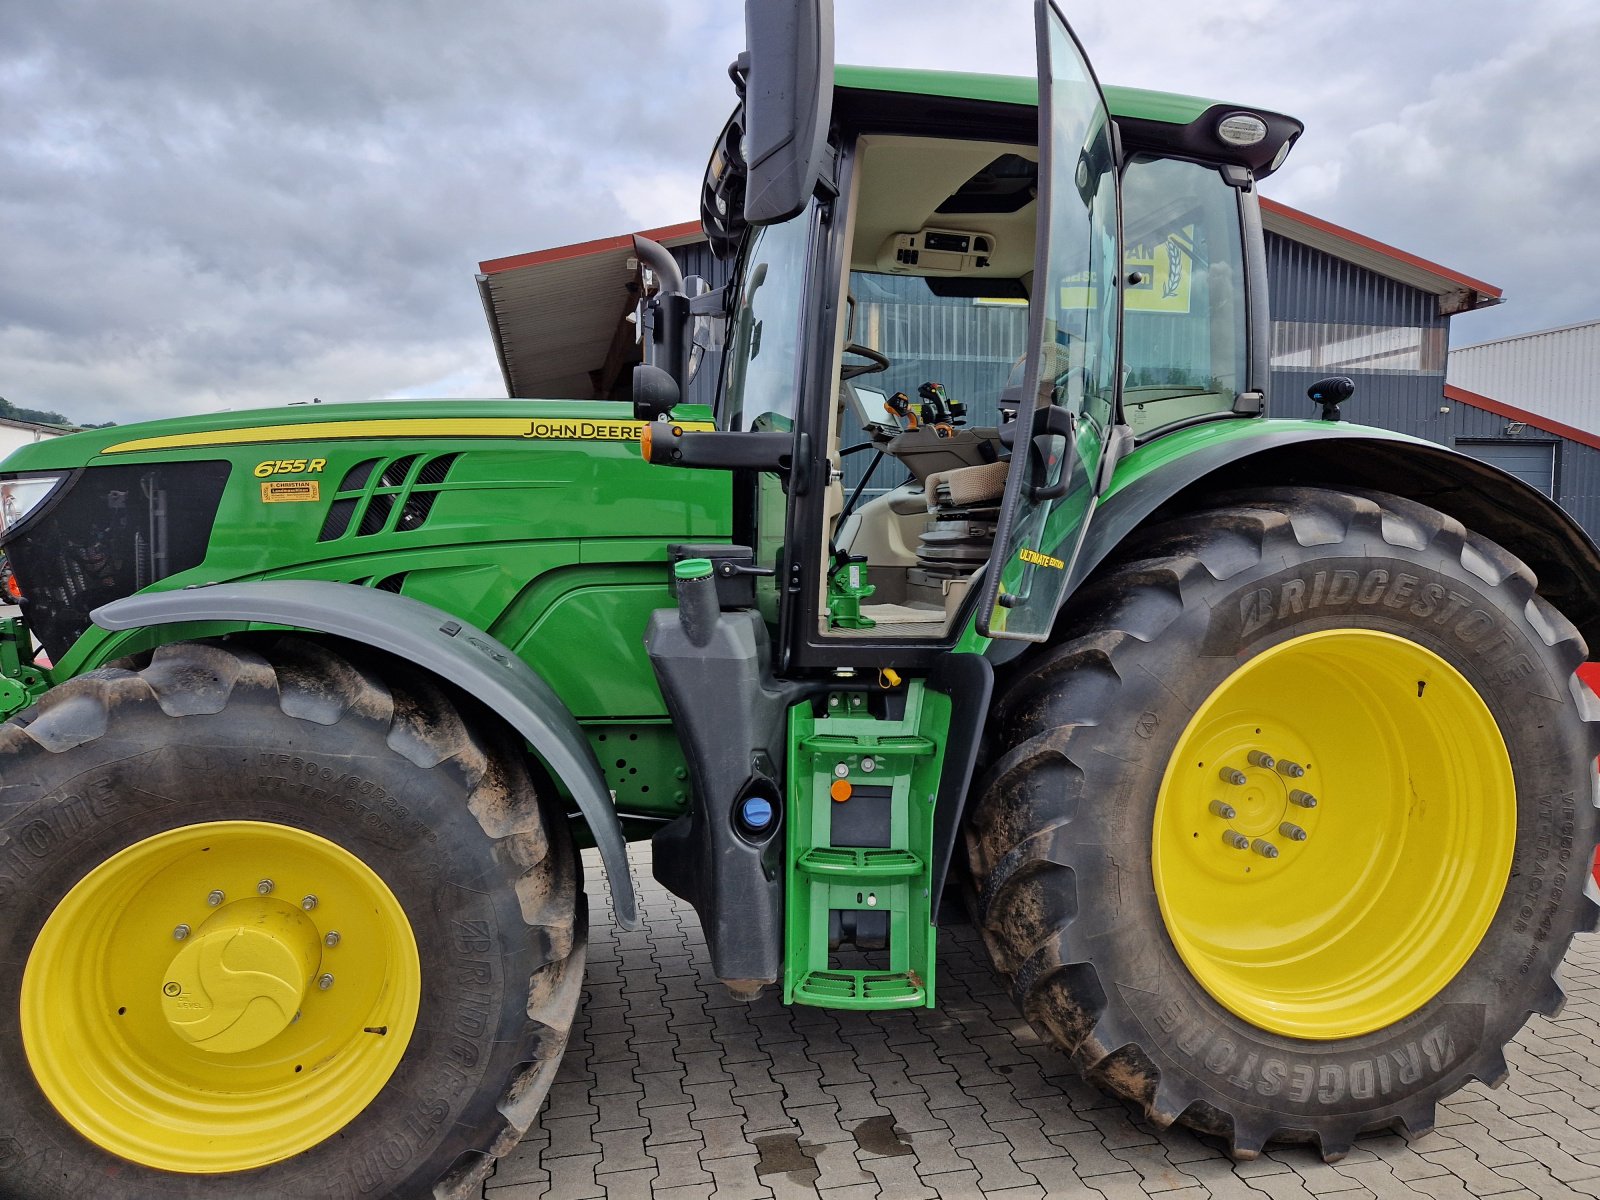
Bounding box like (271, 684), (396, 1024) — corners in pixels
(1267, 232), (1447, 328)
(1448, 319), (1600, 435)
(1265, 231), (1600, 542)
(1266, 231), (1452, 436)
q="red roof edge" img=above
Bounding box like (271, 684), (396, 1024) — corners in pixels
(478, 220), (704, 276)
(1444, 384), (1600, 453)
(1261, 197), (1503, 301)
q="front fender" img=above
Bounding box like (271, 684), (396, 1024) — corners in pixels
(92, 580), (640, 929)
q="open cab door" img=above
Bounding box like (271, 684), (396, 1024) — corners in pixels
(977, 0), (1122, 642)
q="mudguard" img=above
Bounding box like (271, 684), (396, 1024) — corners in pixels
(989, 422), (1600, 664)
(92, 580), (640, 929)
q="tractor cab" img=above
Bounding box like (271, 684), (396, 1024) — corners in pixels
(646, 3), (1301, 669)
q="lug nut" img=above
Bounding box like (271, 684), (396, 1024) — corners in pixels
(1289, 789), (1318, 808)
(318, 973), (335, 991)
(324, 931), (341, 948)
(1276, 760), (1306, 778)
(1208, 800), (1238, 819)
(1247, 750), (1276, 769)
(833, 762), (849, 778)
(1251, 838), (1280, 859)
(1222, 829), (1250, 850)
(1280, 822), (1308, 842)
(257, 879), (275, 895)
(173, 923), (191, 941)
(861, 756), (877, 773)
(1219, 767), (1248, 786)
(301, 895), (318, 911)
(207, 889), (225, 907)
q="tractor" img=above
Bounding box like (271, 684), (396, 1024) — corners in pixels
(1, 2), (1596, 1195)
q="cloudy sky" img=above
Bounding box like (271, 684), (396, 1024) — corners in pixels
(3, 0), (1596, 427)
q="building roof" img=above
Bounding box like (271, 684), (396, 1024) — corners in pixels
(476, 220), (704, 402)
(1448, 318), (1600, 436)
(0, 416), (72, 437)
(1259, 199), (1502, 316)
(1444, 384), (1600, 453)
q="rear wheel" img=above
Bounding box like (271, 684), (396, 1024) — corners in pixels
(969, 487), (1600, 1159)
(0, 638), (585, 1198)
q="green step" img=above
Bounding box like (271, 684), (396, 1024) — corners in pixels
(796, 846), (923, 880)
(784, 682), (950, 1012)
(792, 969), (927, 1010)
(795, 732), (936, 758)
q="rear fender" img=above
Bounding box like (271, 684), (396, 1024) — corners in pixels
(991, 422), (1600, 663)
(91, 580), (640, 928)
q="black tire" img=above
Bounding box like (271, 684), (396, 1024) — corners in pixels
(968, 487), (1600, 1160)
(0, 637), (585, 1199)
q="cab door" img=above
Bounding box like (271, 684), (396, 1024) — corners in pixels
(976, 0), (1121, 641)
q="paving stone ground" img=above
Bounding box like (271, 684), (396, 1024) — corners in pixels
(485, 845), (1600, 1200)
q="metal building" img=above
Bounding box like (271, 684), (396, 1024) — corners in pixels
(475, 199), (1600, 542)
(1450, 319), (1600, 435)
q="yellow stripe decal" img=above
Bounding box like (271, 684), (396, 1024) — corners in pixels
(103, 417), (715, 455)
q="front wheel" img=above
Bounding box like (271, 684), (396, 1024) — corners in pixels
(969, 487), (1600, 1159)
(0, 638), (584, 1198)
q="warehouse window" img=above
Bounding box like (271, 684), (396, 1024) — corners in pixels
(1272, 321), (1446, 374)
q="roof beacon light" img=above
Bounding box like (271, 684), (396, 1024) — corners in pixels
(1217, 113), (1268, 148)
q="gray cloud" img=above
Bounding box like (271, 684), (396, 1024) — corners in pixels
(2, 1), (1595, 426)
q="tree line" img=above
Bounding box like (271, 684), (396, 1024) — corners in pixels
(0, 397), (115, 429)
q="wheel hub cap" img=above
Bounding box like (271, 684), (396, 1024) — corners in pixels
(161, 898), (322, 1053)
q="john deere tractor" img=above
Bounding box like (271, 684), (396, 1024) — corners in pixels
(2, 3), (1596, 1195)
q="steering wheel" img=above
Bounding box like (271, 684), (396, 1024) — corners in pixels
(840, 342), (891, 381)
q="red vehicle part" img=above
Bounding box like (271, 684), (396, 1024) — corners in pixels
(1585, 663), (1600, 885)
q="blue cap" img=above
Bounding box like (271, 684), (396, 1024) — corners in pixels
(740, 795), (775, 831)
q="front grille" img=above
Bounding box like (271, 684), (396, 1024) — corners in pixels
(3, 462), (231, 659)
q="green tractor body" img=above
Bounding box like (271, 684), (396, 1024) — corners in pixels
(2, 3), (1597, 1194)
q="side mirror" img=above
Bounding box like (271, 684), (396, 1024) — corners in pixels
(740, 1), (834, 225)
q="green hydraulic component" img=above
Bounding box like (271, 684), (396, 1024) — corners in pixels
(0, 617), (48, 719)
(826, 559), (876, 630)
(784, 680), (950, 1010)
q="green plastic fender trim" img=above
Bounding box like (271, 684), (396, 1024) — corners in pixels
(91, 580), (640, 929)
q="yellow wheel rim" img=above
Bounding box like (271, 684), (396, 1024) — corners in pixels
(22, 820), (421, 1173)
(1152, 630), (1515, 1040)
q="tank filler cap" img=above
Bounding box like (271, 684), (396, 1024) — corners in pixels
(674, 558), (715, 581)
(739, 795), (775, 831)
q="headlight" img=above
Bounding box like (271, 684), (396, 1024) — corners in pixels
(0, 473), (68, 542)
(1217, 113), (1268, 148)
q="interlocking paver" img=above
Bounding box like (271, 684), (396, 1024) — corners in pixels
(485, 847), (1600, 1199)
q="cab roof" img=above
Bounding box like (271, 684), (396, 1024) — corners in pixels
(833, 65), (1302, 178)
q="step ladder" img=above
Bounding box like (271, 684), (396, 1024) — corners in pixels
(784, 680), (949, 1010)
